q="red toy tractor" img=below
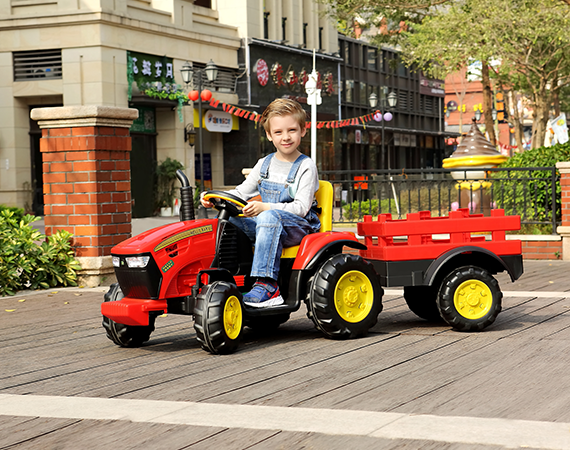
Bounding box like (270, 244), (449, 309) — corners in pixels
(101, 170), (523, 354)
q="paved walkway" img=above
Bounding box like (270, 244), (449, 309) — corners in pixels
(2, 261), (570, 449)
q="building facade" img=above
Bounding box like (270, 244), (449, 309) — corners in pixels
(339, 35), (447, 173)
(1, 0), (450, 217)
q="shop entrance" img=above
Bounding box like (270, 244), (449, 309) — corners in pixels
(130, 133), (157, 218)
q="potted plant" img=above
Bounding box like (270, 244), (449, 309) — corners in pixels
(156, 157), (184, 216)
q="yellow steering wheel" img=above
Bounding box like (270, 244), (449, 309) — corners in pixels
(203, 191), (248, 218)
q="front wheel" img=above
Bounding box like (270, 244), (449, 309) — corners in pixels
(194, 281), (244, 354)
(437, 266), (502, 332)
(308, 254), (383, 339)
(102, 283), (155, 347)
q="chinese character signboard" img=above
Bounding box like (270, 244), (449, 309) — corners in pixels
(247, 43), (340, 116)
(128, 51), (175, 91)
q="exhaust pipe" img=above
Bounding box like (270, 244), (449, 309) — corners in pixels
(176, 169), (195, 222)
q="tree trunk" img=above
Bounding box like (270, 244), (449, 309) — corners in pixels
(481, 61), (496, 146)
(531, 82), (550, 149)
(507, 90), (525, 153)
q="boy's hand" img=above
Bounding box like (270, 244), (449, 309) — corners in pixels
(200, 192), (213, 209)
(242, 201), (269, 217)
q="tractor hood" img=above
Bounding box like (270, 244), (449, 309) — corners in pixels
(112, 219), (218, 255)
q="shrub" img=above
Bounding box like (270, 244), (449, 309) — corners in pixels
(0, 204), (24, 222)
(343, 199), (377, 221)
(156, 157), (185, 209)
(491, 142), (570, 224)
(0, 210), (81, 296)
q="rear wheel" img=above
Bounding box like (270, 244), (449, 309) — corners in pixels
(194, 281), (244, 354)
(102, 283), (155, 347)
(438, 266), (502, 332)
(308, 254), (383, 339)
(403, 286), (443, 322)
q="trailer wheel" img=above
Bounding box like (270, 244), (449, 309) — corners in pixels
(308, 254), (383, 339)
(403, 286), (444, 322)
(102, 283), (155, 347)
(245, 313), (290, 332)
(438, 266), (502, 332)
(194, 281), (243, 354)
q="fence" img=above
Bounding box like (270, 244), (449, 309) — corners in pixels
(320, 167), (559, 233)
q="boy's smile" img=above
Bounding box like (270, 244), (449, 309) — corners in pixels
(266, 114), (307, 162)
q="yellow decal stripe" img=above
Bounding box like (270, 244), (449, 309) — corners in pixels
(154, 224), (213, 252)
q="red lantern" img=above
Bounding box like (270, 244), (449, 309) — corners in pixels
(188, 90), (199, 101)
(200, 89), (212, 102)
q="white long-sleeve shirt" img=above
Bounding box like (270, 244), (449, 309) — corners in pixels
(227, 155), (319, 218)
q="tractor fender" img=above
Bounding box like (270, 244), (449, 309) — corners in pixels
(424, 245), (523, 286)
(292, 231), (366, 271)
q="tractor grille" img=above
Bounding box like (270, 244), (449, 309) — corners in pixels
(114, 255), (162, 299)
(217, 224), (239, 273)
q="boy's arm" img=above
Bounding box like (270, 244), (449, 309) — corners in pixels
(200, 160), (262, 208)
(226, 160), (262, 200)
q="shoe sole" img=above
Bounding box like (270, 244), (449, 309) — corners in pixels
(244, 295), (284, 308)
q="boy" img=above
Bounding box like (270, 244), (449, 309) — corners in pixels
(201, 98), (320, 307)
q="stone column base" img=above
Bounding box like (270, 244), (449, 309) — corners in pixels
(556, 226), (570, 260)
(76, 256), (116, 287)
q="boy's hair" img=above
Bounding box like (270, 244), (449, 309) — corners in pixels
(261, 98), (307, 133)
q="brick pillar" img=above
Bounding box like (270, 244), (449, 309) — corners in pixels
(30, 106), (138, 286)
(556, 161), (570, 260)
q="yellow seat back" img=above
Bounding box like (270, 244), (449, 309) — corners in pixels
(281, 180), (333, 258)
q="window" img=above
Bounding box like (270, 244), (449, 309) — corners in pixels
(343, 42), (351, 65)
(264, 12), (270, 39)
(359, 82), (367, 105)
(344, 80), (354, 103)
(368, 48), (378, 70)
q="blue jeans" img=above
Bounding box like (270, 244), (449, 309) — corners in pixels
(230, 209), (315, 281)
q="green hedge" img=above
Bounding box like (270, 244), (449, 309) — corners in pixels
(492, 142), (570, 224)
(0, 210), (81, 296)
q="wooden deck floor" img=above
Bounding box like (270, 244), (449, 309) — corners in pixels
(1, 260), (570, 449)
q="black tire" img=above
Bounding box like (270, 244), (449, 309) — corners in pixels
(308, 254), (383, 339)
(102, 283), (155, 347)
(245, 313), (290, 332)
(194, 281), (244, 354)
(403, 286), (444, 322)
(437, 266), (502, 332)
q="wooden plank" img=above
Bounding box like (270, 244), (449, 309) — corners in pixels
(2, 419), (226, 449)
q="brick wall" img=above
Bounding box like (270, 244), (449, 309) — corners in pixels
(41, 125), (132, 258)
(520, 239), (562, 260)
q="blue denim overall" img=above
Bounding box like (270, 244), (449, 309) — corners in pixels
(230, 153), (320, 281)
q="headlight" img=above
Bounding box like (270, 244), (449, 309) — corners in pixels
(112, 256), (120, 267)
(125, 256), (150, 268)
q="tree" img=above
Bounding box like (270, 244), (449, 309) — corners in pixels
(317, 0), (451, 42)
(399, 0), (570, 149)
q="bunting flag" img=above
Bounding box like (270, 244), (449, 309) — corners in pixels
(207, 97), (382, 129)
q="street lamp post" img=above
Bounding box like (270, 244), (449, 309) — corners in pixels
(370, 88), (397, 170)
(180, 60), (218, 217)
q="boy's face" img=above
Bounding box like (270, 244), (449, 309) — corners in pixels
(266, 114), (306, 161)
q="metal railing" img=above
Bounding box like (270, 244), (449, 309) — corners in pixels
(320, 167), (559, 233)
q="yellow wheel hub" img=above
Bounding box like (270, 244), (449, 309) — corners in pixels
(454, 279), (493, 320)
(223, 295), (242, 340)
(334, 270), (374, 323)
